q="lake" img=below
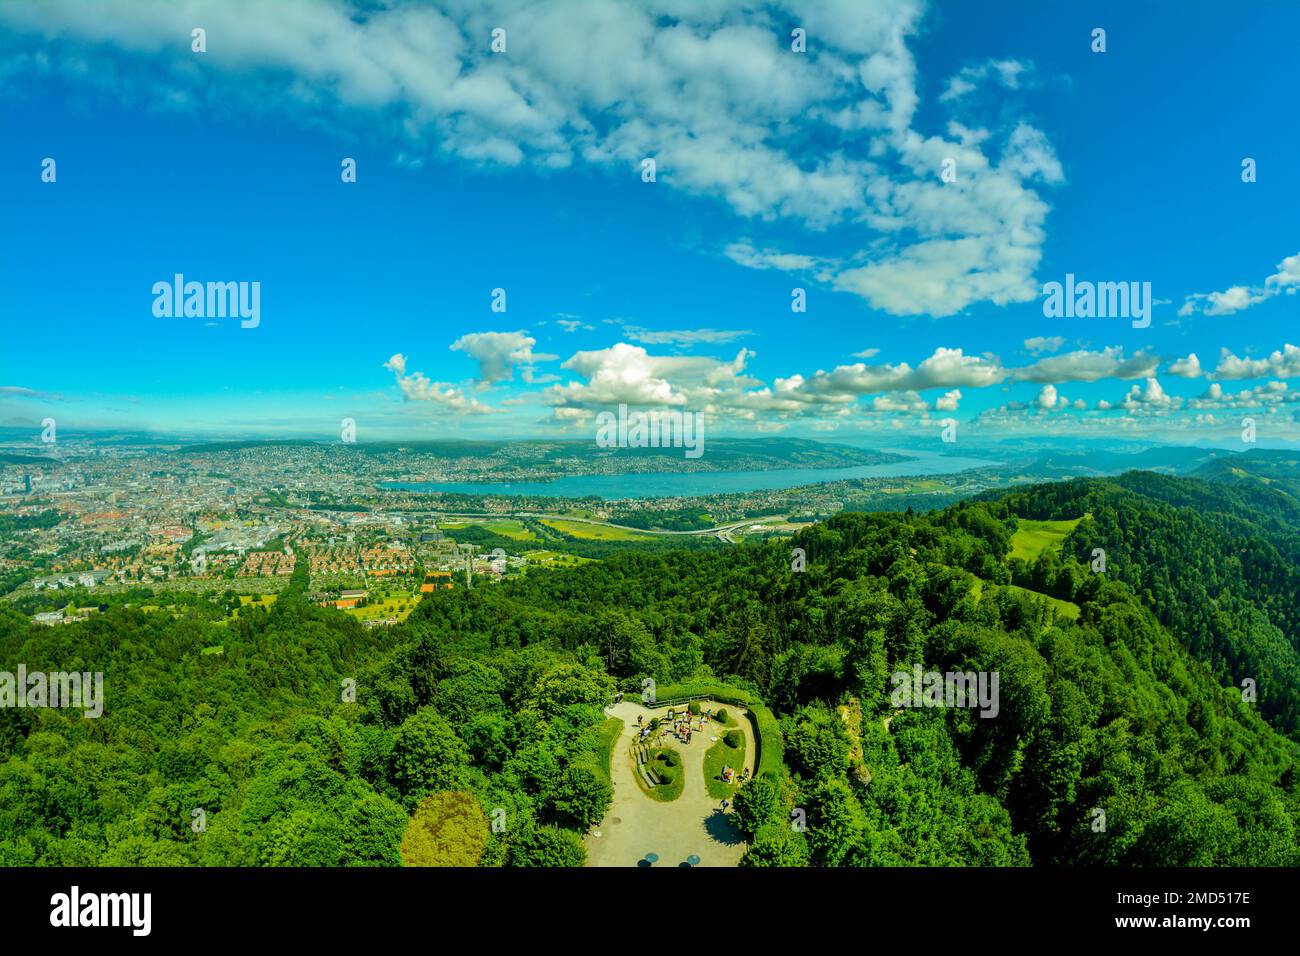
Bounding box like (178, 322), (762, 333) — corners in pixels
(379, 449), (1000, 499)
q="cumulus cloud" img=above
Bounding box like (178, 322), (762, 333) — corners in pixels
(935, 388), (962, 411)
(1188, 381), (1295, 409)
(1167, 353), (1203, 378)
(795, 347), (1006, 401)
(536, 338), (1214, 427)
(1178, 250), (1300, 316)
(871, 391), (928, 412)
(828, 122), (1063, 316)
(450, 331), (556, 386)
(388, 328), (1300, 434)
(1267, 252), (1300, 291)
(543, 342), (759, 414)
(383, 353), (497, 414)
(1111, 377), (1181, 413)
(1212, 343), (1300, 381)
(1013, 347), (1158, 384)
(1178, 285), (1269, 317)
(538, 342), (997, 426)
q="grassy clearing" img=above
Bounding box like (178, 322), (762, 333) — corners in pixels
(882, 478), (945, 493)
(703, 733), (747, 800)
(345, 592), (421, 623)
(523, 550), (595, 569)
(540, 519), (651, 541)
(1009, 518), (1082, 563)
(477, 518), (537, 541)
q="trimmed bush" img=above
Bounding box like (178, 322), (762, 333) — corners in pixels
(714, 707), (730, 723)
(724, 729), (742, 749)
(688, 701), (701, 715)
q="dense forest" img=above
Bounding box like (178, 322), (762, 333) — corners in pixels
(1, 467), (1298, 866)
(988, 464), (1300, 736)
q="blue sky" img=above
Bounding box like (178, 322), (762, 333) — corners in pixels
(1, 0), (1298, 446)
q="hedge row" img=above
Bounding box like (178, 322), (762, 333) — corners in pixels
(650, 680), (785, 780)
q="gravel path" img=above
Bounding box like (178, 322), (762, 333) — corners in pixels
(584, 699), (755, 867)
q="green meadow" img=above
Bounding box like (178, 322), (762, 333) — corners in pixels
(1009, 517), (1083, 562)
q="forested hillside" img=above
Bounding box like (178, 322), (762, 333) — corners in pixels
(991, 469), (1300, 737)
(1, 472), (1298, 866)
(0, 567), (613, 866)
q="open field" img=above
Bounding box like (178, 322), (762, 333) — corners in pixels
(1010, 517), (1083, 562)
(345, 591), (421, 623)
(476, 518), (537, 540)
(229, 593), (278, 618)
(523, 550), (595, 568)
(539, 519), (653, 541)
(703, 734), (747, 800)
(439, 516), (534, 538)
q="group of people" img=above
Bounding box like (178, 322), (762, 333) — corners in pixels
(667, 706), (716, 743)
(634, 704), (721, 746)
(721, 765), (750, 785)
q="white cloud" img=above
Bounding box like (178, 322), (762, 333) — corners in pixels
(1178, 285), (1269, 317)
(1212, 343), (1300, 380)
(450, 331), (556, 385)
(796, 347), (1006, 400)
(0, 1), (1064, 320)
(829, 122), (1063, 316)
(1179, 250), (1300, 316)
(1188, 380), (1295, 409)
(723, 242), (826, 275)
(1167, 353), (1203, 378)
(543, 342), (763, 414)
(383, 354), (497, 414)
(1013, 347), (1158, 384)
(939, 58), (1031, 102)
(1113, 377), (1180, 413)
(871, 391), (927, 412)
(1023, 336), (1065, 355)
(622, 326), (752, 346)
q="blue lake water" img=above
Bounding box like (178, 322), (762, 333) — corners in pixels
(380, 450), (1000, 500)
